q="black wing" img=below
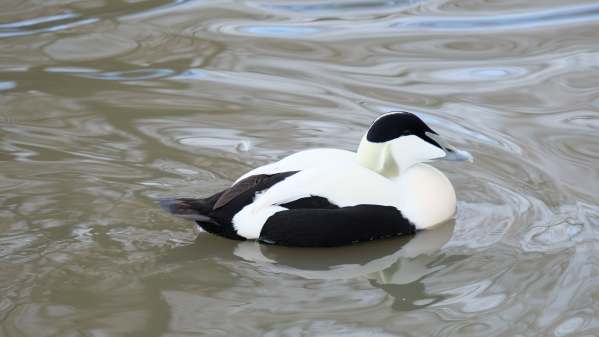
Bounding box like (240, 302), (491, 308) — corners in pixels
(213, 172), (294, 210)
(159, 171), (299, 240)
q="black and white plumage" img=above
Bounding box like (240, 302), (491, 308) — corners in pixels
(160, 111), (472, 247)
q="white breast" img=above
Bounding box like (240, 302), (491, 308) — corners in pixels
(394, 164), (456, 229)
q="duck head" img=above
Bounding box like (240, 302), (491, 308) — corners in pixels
(357, 112), (472, 177)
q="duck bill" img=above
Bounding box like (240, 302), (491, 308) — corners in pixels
(426, 132), (473, 163)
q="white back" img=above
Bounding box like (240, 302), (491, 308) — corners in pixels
(235, 148), (355, 184)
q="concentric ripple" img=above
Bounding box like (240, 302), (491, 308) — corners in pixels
(1, 0), (599, 336)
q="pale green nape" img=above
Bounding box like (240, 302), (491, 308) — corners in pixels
(356, 136), (399, 177)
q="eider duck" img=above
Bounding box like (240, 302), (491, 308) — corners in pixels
(160, 111), (472, 247)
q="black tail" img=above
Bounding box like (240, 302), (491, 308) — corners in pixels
(158, 198), (214, 222)
(157, 193), (246, 241)
(158, 189), (224, 220)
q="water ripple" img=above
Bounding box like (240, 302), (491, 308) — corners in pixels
(429, 66), (529, 82)
(0, 12), (98, 38)
(260, 0), (420, 14)
(0, 12), (77, 29)
(395, 3), (599, 30)
(44, 33), (139, 61)
(77, 69), (175, 81)
(200, 3), (599, 40)
(236, 25), (326, 37)
(2, 0), (599, 335)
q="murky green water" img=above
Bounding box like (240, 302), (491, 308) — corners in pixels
(2, 0), (599, 336)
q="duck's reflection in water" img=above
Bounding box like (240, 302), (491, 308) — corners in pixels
(161, 221), (455, 312)
(235, 221), (455, 311)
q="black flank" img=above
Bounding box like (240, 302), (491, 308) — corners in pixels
(259, 204), (416, 247)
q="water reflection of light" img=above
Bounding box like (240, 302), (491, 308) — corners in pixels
(429, 67), (528, 82)
(394, 3), (599, 31)
(75, 69), (175, 81)
(238, 25), (324, 37)
(171, 69), (211, 80)
(44, 66), (175, 81)
(259, 0), (421, 14)
(0, 14), (98, 38)
(0, 81), (16, 91)
(118, 0), (195, 20)
(203, 2), (599, 40)
(45, 67), (98, 73)
(0, 13), (77, 29)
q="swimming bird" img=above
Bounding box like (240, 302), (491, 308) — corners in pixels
(160, 111), (472, 247)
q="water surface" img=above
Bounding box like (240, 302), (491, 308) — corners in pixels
(1, 0), (599, 336)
